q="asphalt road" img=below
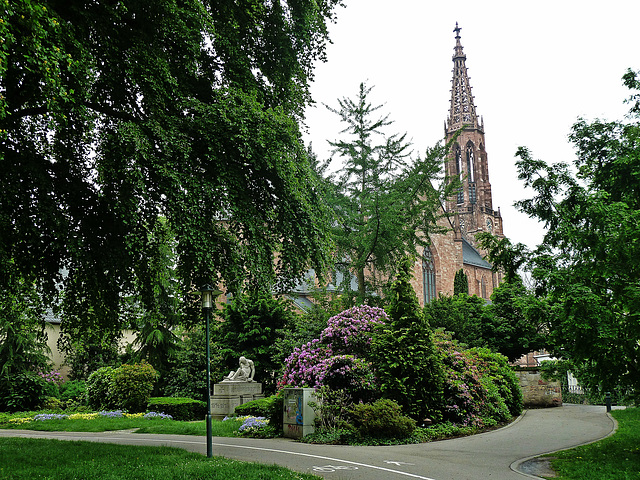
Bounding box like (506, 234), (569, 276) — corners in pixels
(0, 404), (617, 480)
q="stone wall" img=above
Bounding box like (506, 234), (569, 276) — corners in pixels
(516, 370), (562, 408)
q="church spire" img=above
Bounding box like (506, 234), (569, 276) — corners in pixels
(447, 22), (480, 133)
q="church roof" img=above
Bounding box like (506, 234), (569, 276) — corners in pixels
(461, 237), (492, 269)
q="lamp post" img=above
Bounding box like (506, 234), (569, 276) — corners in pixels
(199, 284), (220, 458)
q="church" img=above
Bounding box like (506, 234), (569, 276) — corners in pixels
(291, 24), (505, 309)
(405, 23), (505, 306)
(407, 23), (505, 306)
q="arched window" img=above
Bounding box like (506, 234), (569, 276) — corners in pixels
(466, 141), (476, 204)
(454, 145), (463, 204)
(481, 276), (487, 299)
(423, 248), (436, 304)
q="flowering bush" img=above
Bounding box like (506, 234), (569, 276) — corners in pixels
(280, 306), (387, 398)
(223, 415), (269, 436)
(39, 370), (64, 386)
(435, 330), (514, 428)
(238, 416), (269, 433)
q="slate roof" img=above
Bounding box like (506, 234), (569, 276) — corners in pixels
(461, 237), (492, 269)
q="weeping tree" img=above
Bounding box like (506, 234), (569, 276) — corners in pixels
(1, 1), (341, 373)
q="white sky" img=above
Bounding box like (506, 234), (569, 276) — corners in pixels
(303, 0), (640, 250)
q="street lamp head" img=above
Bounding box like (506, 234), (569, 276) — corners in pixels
(198, 284), (221, 310)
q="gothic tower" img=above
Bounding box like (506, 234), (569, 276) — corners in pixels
(445, 23), (503, 247)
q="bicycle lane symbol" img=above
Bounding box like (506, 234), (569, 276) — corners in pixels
(313, 465), (359, 473)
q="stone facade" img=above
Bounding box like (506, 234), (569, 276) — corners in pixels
(516, 370), (562, 408)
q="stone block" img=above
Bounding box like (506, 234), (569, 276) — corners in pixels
(213, 382), (263, 396)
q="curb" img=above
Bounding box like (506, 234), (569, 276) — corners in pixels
(510, 409), (619, 479)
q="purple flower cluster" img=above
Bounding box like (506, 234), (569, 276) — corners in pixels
(435, 332), (493, 428)
(238, 416), (268, 432)
(99, 410), (124, 418)
(280, 305), (387, 391)
(39, 370), (64, 386)
(34, 413), (68, 421)
(144, 412), (173, 420)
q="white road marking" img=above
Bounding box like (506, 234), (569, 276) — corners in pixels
(2, 432), (438, 480)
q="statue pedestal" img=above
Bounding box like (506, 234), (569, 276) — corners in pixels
(211, 382), (264, 419)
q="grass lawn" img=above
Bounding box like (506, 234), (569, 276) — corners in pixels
(1, 413), (243, 436)
(545, 408), (640, 480)
(0, 436), (319, 480)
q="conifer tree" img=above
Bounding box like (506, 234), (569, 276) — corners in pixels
(453, 269), (469, 295)
(323, 83), (459, 299)
(374, 260), (445, 421)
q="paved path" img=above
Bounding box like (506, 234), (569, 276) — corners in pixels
(0, 404), (617, 480)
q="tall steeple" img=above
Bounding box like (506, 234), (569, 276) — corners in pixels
(447, 22), (482, 134)
(444, 23), (503, 246)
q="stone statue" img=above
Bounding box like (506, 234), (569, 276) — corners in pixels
(222, 356), (255, 382)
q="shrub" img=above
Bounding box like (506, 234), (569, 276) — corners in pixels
(280, 305), (387, 391)
(86, 367), (116, 410)
(147, 397), (206, 421)
(470, 348), (523, 417)
(350, 399), (416, 438)
(41, 397), (64, 411)
(110, 361), (158, 412)
(235, 393), (284, 432)
(0, 372), (48, 412)
(234, 397), (273, 417)
(309, 386), (353, 432)
(374, 262), (445, 422)
(59, 380), (88, 407)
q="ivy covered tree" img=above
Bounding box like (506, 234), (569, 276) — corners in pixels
(321, 83), (458, 299)
(510, 69), (640, 397)
(0, 1), (340, 356)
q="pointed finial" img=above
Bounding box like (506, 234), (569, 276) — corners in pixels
(454, 22), (461, 38)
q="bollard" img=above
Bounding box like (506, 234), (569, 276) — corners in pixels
(605, 392), (612, 412)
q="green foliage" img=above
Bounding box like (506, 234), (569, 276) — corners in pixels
(374, 262), (445, 421)
(86, 367), (115, 411)
(234, 393), (284, 432)
(469, 348), (523, 417)
(0, 267), (50, 404)
(512, 69), (640, 397)
(308, 386), (353, 433)
(426, 293), (486, 346)
(109, 362), (158, 413)
(163, 325), (225, 403)
(147, 397), (206, 421)
(350, 399), (416, 439)
(427, 282), (547, 362)
(321, 82), (458, 299)
(59, 380), (87, 406)
(86, 367), (115, 410)
(1, 0), (341, 379)
(453, 269), (469, 295)
(217, 289), (298, 394)
(41, 397), (64, 411)
(0, 372), (48, 412)
(435, 330), (519, 427)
